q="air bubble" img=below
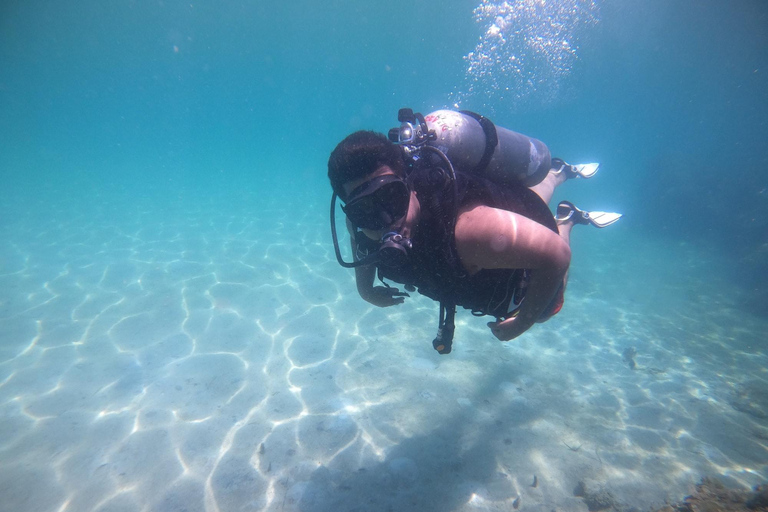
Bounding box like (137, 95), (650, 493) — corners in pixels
(452, 0), (600, 111)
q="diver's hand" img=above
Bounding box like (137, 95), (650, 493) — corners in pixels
(487, 315), (534, 341)
(361, 286), (408, 307)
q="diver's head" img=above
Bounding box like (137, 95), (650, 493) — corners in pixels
(328, 131), (411, 238)
(327, 130), (407, 202)
(328, 131), (416, 269)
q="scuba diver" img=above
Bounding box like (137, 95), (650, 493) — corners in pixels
(328, 109), (621, 354)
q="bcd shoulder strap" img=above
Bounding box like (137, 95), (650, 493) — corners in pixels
(459, 110), (498, 177)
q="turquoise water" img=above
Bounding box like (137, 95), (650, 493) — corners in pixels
(1, 1), (767, 511)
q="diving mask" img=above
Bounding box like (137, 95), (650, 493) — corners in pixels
(341, 174), (410, 230)
(330, 174), (413, 269)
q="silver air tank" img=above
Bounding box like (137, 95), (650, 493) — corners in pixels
(424, 110), (551, 188)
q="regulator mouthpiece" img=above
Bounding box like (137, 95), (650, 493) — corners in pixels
(378, 232), (412, 268)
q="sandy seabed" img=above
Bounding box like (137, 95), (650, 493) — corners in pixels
(1, 189), (766, 512)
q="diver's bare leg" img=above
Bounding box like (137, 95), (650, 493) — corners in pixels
(556, 218), (575, 290)
(530, 169), (567, 205)
(557, 218), (574, 245)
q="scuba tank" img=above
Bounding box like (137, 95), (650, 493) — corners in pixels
(389, 109), (551, 188)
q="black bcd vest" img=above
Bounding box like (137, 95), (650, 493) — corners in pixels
(355, 168), (558, 353)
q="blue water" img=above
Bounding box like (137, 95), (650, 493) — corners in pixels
(1, 1), (767, 511)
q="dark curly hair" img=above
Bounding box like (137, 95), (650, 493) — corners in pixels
(327, 131), (406, 201)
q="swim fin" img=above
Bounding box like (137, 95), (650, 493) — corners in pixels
(551, 159), (600, 179)
(570, 162), (600, 179)
(556, 201), (622, 228)
(585, 210), (622, 228)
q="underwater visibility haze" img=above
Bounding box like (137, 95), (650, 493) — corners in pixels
(1, 0), (768, 511)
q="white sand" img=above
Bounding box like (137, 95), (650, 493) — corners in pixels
(0, 192), (766, 512)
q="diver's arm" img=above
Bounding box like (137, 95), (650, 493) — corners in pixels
(347, 219), (405, 308)
(455, 205), (571, 340)
(353, 255), (405, 307)
(353, 260), (376, 299)
(347, 218), (374, 298)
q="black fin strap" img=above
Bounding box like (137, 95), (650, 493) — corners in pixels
(460, 110), (498, 176)
(433, 302), (456, 354)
